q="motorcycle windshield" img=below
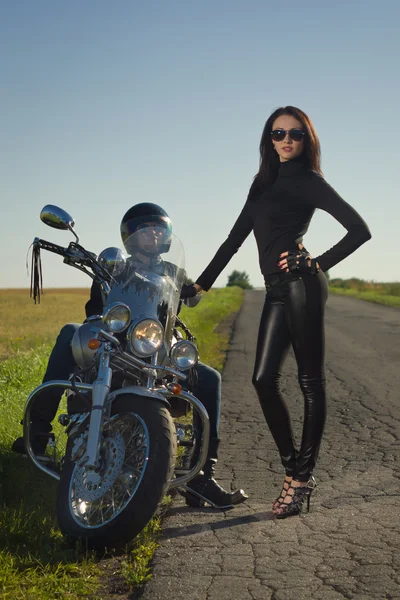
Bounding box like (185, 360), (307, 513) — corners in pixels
(103, 227), (186, 348)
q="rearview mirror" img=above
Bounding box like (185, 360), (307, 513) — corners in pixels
(40, 205), (75, 230)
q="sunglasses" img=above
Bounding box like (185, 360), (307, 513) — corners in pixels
(271, 128), (306, 142)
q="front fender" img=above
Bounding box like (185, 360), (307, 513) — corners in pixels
(108, 386), (170, 408)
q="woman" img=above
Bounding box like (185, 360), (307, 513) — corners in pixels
(190, 106), (371, 519)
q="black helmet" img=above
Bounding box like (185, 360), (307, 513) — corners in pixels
(120, 203), (172, 255)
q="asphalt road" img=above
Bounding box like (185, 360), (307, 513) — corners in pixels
(138, 290), (400, 600)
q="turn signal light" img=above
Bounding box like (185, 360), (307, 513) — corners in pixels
(170, 383), (182, 395)
(88, 338), (101, 350)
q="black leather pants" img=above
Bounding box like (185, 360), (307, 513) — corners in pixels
(252, 271), (329, 480)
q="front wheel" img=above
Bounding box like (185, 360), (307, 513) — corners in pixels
(56, 395), (176, 549)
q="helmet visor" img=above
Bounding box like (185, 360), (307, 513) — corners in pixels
(121, 213), (171, 240)
(123, 221), (172, 255)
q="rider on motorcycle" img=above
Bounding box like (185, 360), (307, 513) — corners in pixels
(12, 203), (248, 508)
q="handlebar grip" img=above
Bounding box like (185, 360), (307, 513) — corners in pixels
(35, 238), (68, 257)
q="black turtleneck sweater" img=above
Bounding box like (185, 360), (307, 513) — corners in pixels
(196, 159), (371, 290)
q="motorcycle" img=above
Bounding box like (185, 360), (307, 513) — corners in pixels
(23, 205), (210, 549)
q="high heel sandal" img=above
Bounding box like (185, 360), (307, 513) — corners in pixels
(272, 475), (292, 512)
(275, 476), (317, 520)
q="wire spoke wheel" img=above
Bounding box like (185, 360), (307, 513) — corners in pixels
(69, 413), (149, 528)
(57, 395), (176, 549)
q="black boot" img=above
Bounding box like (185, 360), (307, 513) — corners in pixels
(182, 439), (248, 509)
(12, 420), (53, 459)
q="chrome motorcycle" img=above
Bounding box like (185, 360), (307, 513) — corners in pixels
(23, 205), (209, 549)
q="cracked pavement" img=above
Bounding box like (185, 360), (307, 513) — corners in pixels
(138, 290), (400, 600)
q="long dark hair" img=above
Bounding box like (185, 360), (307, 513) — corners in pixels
(256, 106), (322, 187)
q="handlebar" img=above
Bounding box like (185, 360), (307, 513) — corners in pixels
(32, 238), (110, 296)
(34, 238), (96, 268)
(34, 238), (67, 258)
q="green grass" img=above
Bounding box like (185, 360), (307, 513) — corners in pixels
(120, 518), (162, 590)
(179, 286), (244, 371)
(0, 348), (101, 600)
(0, 547), (99, 600)
(0, 286), (244, 598)
(329, 286), (400, 308)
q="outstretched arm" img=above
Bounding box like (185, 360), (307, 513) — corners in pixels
(195, 200), (254, 291)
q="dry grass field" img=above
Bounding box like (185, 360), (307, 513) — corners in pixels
(0, 288), (90, 360)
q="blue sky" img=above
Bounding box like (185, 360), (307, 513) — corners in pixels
(1, 0), (398, 289)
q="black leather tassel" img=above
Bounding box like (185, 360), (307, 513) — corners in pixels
(30, 241), (43, 304)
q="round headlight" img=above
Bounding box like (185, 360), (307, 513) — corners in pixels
(170, 340), (199, 371)
(128, 318), (164, 357)
(103, 303), (131, 333)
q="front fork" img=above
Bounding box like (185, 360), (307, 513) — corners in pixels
(83, 352), (112, 469)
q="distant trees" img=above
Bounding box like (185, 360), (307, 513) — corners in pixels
(227, 270), (253, 290)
